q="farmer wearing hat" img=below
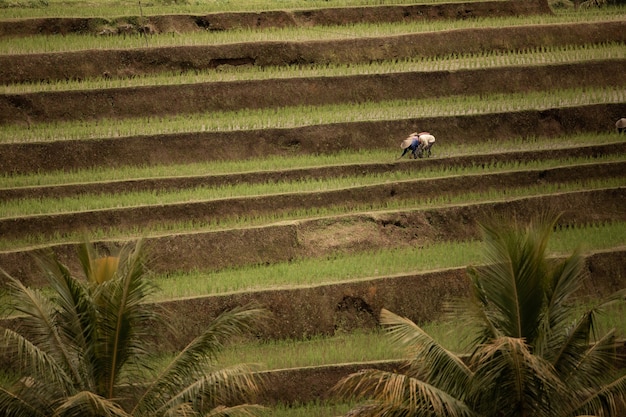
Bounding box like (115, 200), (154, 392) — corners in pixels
(399, 132), (421, 159)
(399, 132), (435, 159)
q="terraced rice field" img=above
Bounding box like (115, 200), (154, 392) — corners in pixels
(1, 0), (625, 414)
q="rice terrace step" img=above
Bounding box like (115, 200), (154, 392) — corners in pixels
(1, 0), (625, 413)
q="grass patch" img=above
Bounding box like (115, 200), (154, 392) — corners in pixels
(0, 0), (498, 19)
(0, 180), (623, 251)
(128, 301), (626, 376)
(3, 42), (624, 94)
(2, 86), (625, 144)
(149, 221), (626, 300)
(0, 133), (622, 188)
(1, 155), (623, 218)
(260, 401), (354, 417)
(1, 7), (624, 54)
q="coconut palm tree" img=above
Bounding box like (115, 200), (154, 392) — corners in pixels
(0, 238), (268, 417)
(334, 215), (626, 417)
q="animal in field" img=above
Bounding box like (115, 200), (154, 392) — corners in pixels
(616, 118), (626, 134)
(399, 132), (436, 159)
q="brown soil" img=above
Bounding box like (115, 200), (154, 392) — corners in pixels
(2, 21), (625, 86)
(1, 103), (624, 175)
(3, 247), (625, 404)
(2, 60), (625, 126)
(2, 0), (626, 408)
(0, 0), (551, 39)
(2, 141), (625, 201)
(3, 186), (625, 286)
(1, 159), (625, 241)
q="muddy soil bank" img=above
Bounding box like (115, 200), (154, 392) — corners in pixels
(2, 247), (624, 406)
(3, 141), (625, 201)
(1, 103), (623, 175)
(262, 342), (626, 407)
(1, 160), (624, 240)
(3, 247), (624, 348)
(152, 249), (626, 345)
(3, 60), (625, 126)
(2, 187), (624, 286)
(2, 21), (624, 84)
(0, 0), (551, 39)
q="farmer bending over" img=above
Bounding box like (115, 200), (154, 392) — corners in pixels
(399, 132), (421, 159)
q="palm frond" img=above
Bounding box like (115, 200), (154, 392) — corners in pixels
(76, 239), (100, 284)
(0, 384), (49, 417)
(202, 404), (266, 417)
(474, 217), (551, 342)
(536, 249), (585, 358)
(550, 289), (626, 381)
(154, 364), (264, 417)
(1, 328), (75, 394)
(469, 336), (565, 417)
(379, 308), (473, 396)
(52, 390), (132, 417)
(334, 369), (475, 417)
(1, 273), (84, 387)
(132, 305), (267, 416)
(34, 252), (100, 392)
(460, 269), (503, 346)
(562, 372), (626, 417)
(559, 328), (621, 398)
(91, 239), (159, 399)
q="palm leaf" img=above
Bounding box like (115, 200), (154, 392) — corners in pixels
(461, 269), (503, 346)
(132, 305), (267, 416)
(154, 364), (263, 416)
(1, 328), (75, 394)
(202, 404), (266, 417)
(76, 239), (99, 285)
(474, 218), (551, 342)
(469, 336), (565, 417)
(52, 390), (131, 417)
(562, 373), (626, 417)
(91, 239), (158, 399)
(1, 271), (84, 388)
(0, 384), (49, 417)
(551, 289), (626, 383)
(379, 308), (473, 396)
(536, 250), (585, 359)
(334, 369), (475, 417)
(34, 252), (100, 392)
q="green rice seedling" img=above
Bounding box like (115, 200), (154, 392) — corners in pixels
(147, 221), (626, 300)
(2, 87), (624, 144)
(1, 7), (624, 55)
(152, 241), (479, 299)
(1, 155), (623, 218)
(140, 294), (626, 373)
(3, 42), (624, 94)
(1, 132), (620, 189)
(141, 330), (399, 374)
(261, 401), (354, 417)
(220, 329), (400, 370)
(0, 0), (494, 19)
(0, 180), (624, 251)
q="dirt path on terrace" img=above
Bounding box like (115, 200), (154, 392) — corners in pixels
(2, 60), (625, 126)
(2, 141), (625, 201)
(2, 104), (623, 175)
(0, 0), (551, 39)
(2, 21), (625, 85)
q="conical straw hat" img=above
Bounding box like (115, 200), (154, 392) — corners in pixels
(401, 138), (413, 149)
